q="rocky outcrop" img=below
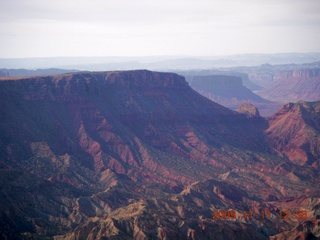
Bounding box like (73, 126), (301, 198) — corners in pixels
(59, 180), (320, 240)
(236, 103), (260, 116)
(267, 101), (320, 168)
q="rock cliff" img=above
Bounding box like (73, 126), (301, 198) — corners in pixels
(258, 68), (320, 102)
(267, 100), (320, 169)
(0, 70), (319, 239)
(236, 103), (260, 116)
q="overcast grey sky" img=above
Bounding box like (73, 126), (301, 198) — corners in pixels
(1, 0), (320, 58)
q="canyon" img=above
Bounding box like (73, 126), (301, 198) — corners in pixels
(0, 70), (319, 239)
(258, 69), (320, 103)
(182, 63), (320, 117)
(187, 74), (280, 117)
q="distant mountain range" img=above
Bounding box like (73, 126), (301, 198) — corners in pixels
(1, 52), (320, 70)
(0, 71), (319, 239)
(0, 68), (77, 77)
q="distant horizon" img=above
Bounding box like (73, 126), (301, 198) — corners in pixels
(1, 52), (320, 70)
(1, 51), (320, 60)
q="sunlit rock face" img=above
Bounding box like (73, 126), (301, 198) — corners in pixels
(237, 103), (260, 117)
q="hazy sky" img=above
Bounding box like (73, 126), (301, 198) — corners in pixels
(1, 0), (320, 58)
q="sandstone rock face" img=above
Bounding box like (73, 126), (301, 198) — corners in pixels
(274, 69), (320, 79)
(0, 70), (319, 239)
(258, 69), (320, 102)
(267, 100), (320, 168)
(236, 103), (260, 116)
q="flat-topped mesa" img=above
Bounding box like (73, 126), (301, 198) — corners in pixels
(0, 70), (189, 101)
(1, 70), (188, 87)
(102, 70), (188, 88)
(192, 75), (243, 88)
